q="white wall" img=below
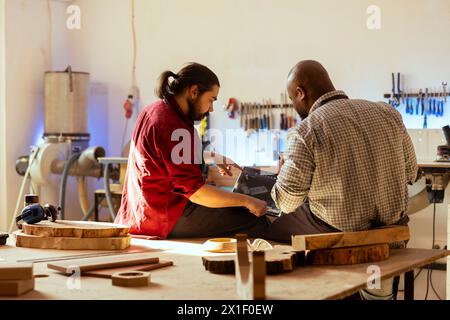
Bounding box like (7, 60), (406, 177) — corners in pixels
(0, 0), (6, 231)
(0, 0), (84, 231)
(68, 0), (450, 164)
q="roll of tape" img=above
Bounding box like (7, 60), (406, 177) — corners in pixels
(111, 271), (151, 287)
(203, 238), (236, 253)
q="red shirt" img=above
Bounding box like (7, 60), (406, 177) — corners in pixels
(115, 96), (205, 238)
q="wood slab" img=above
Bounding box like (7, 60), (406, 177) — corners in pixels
(82, 260), (173, 279)
(292, 226), (410, 251)
(202, 248), (299, 275)
(47, 253), (160, 274)
(15, 231), (131, 250)
(306, 244), (390, 265)
(0, 262), (33, 280)
(0, 278), (35, 296)
(22, 220), (130, 238)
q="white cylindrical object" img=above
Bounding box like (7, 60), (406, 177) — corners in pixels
(44, 67), (90, 135)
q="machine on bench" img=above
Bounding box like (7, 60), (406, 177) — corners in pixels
(409, 125), (450, 211)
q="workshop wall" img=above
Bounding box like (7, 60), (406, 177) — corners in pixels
(67, 0), (450, 162)
(0, 0), (6, 229)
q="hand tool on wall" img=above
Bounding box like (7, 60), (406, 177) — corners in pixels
(420, 90), (425, 115)
(397, 73), (403, 105)
(438, 88), (445, 117)
(269, 101), (274, 130)
(415, 91), (420, 115)
(391, 73), (399, 107)
(239, 102), (244, 129)
(443, 82), (447, 103)
(259, 104), (264, 130)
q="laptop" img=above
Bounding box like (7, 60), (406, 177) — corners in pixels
(232, 167), (283, 217)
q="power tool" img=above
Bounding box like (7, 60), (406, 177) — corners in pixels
(15, 203), (60, 229)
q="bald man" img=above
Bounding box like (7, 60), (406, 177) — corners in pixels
(267, 60), (418, 299)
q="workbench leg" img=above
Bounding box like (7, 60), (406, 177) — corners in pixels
(94, 194), (99, 222)
(404, 270), (414, 300)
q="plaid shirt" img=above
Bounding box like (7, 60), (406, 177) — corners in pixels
(271, 90), (418, 232)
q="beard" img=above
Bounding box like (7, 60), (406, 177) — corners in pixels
(188, 98), (209, 122)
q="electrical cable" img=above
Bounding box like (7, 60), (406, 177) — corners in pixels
(131, 0), (137, 93)
(121, 0), (138, 155)
(121, 119), (129, 157)
(429, 202), (442, 300)
(8, 146), (39, 233)
(59, 152), (81, 220)
(47, 0), (53, 68)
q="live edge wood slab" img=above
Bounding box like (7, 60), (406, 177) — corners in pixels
(22, 220), (130, 238)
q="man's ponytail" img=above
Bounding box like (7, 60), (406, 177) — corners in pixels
(155, 71), (179, 99)
(154, 63), (219, 100)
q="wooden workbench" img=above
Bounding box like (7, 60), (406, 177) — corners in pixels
(0, 237), (447, 300)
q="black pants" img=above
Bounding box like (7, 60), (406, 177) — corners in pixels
(168, 199), (339, 243)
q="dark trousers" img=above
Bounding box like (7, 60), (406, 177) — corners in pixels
(168, 199), (339, 243)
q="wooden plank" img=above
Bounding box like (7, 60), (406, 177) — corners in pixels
(306, 244), (390, 265)
(22, 220), (130, 238)
(0, 263), (33, 280)
(292, 226), (410, 251)
(83, 260), (173, 279)
(0, 278), (35, 296)
(14, 231), (131, 250)
(47, 253), (159, 274)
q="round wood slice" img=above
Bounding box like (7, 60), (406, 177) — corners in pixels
(14, 231), (131, 250)
(306, 243), (390, 265)
(202, 248), (299, 275)
(22, 220), (130, 238)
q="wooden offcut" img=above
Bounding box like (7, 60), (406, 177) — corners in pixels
(0, 263), (33, 280)
(112, 271), (151, 287)
(291, 226), (410, 251)
(0, 278), (35, 296)
(83, 260), (173, 279)
(235, 234), (265, 300)
(22, 220), (130, 238)
(47, 253), (159, 274)
(15, 231), (131, 250)
(306, 243), (390, 265)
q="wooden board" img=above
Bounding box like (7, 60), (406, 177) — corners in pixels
(47, 253), (160, 274)
(15, 231), (131, 250)
(202, 248), (300, 275)
(306, 244), (390, 265)
(22, 220), (130, 238)
(0, 263), (33, 280)
(0, 278), (35, 296)
(292, 226), (410, 251)
(83, 260), (173, 278)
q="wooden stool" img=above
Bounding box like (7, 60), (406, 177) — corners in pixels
(94, 189), (123, 222)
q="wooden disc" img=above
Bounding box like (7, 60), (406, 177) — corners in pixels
(14, 231), (131, 250)
(202, 248), (300, 275)
(306, 243), (390, 265)
(111, 271), (150, 287)
(22, 220), (130, 238)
